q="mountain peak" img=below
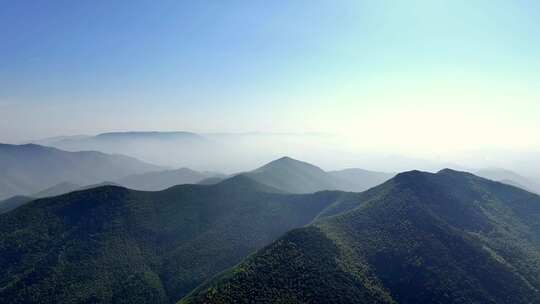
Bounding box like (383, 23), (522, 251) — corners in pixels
(437, 168), (468, 175)
(256, 156), (323, 172)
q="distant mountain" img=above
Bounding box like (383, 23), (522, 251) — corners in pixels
(197, 176), (226, 185)
(0, 143), (161, 199)
(243, 157), (392, 193)
(0, 195), (33, 214)
(328, 168), (395, 192)
(35, 131), (213, 168)
(116, 168), (222, 191)
(182, 169), (540, 304)
(0, 175), (355, 303)
(243, 157), (340, 193)
(32, 182), (82, 198)
(475, 168), (540, 194)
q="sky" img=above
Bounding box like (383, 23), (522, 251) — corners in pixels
(1, 0), (539, 160)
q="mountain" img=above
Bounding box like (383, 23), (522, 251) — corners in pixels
(475, 168), (540, 194)
(243, 157), (340, 193)
(116, 168), (222, 191)
(0, 143), (161, 199)
(243, 157), (392, 194)
(0, 195), (33, 214)
(182, 169), (540, 304)
(0, 175), (356, 303)
(35, 131), (213, 169)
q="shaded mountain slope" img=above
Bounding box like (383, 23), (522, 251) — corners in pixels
(182, 169), (540, 304)
(0, 175), (354, 303)
(0, 143), (161, 199)
(329, 168), (395, 192)
(0, 195), (33, 214)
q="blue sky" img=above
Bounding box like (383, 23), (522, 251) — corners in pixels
(1, 0), (539, 155)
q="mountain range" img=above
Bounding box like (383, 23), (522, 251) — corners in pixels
(182, 169), (540, 304)
(0, 176), (356, 303)
(2, 152), (540, 303)
(0, 143), (162, 200)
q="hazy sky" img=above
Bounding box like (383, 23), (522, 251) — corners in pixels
(1, 0), (539, 158)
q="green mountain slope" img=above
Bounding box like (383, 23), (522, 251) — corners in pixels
(181, 169), (540, 304)
(0, 175), (353, 303)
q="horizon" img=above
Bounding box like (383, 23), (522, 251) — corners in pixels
(0, 0), (540, 176)
(2, 1), (539, 160)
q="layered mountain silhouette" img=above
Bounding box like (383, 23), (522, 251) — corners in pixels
(182, 169), (540, 304)
(0, 175), (356, 303)
(116, 168), (223, 191)
(31, 182), (82, 198)
(3, 153), (539, 304)
(475, 168), (540, 194)
(34, 131), (213, 169)
(0, 143), (161, 199)
(242, 156), (394, 193)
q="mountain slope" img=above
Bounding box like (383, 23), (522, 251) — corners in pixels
(0, 195), (33, 214)
(116, 168), (221, 191)
(0, 176), (354, 303)
(0, 143), (161, 199)
(182, 169), (540, 304)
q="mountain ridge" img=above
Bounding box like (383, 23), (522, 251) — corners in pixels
(181, 169), (540, 304)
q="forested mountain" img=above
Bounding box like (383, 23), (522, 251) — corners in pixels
(182, 169), (540, 304)
(0, 175), (355, 303)
(0, 143), (161, 199)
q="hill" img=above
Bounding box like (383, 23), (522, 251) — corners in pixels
(0, 175), (355, 303)
(0, 143), (161, 199)
(182, 169), (540, 304)
(243, 157), (392, 194)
